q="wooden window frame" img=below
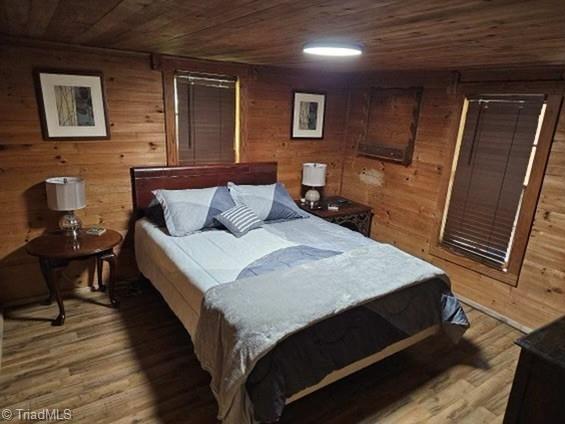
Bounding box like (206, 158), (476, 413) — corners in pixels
(174, 73), (237, 164)
(430, 88), (562, 286)
(154, 54), (247, 166)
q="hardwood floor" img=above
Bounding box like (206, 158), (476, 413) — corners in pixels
(0, 285), (522, 423)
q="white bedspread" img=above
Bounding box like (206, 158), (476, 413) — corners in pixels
(135, 215), (372, 333)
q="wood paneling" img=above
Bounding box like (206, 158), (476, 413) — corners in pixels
(241, 66), (349, 197)
(341, 71), (565, 330)
(2, 1), (565, 71)
(0, 43), (350, 305)
(0, 43), (166, 305)
(2, 39), (564, 329)
(0, 287), (521, 423)
(157, 55), (350, 199)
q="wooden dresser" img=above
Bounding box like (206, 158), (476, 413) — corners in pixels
(504, 316), (565, 423)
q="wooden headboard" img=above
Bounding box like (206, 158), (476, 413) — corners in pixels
(130, 162), (278, 215)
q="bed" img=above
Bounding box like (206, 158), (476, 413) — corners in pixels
(130, 162), (469, 424)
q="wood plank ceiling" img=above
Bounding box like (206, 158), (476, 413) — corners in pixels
(1, 0), (565, 71)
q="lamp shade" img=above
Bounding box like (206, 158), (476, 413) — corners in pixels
(45, 177), (86, 211)
(302, 163), (327, 187)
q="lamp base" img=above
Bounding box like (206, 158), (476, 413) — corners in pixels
(59, 211), (82, 239)
(305, 188), (321, 209)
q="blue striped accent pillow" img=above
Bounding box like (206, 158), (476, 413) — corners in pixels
(215, 205), (263, 238)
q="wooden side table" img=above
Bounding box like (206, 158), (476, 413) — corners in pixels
(297, 196), (373, 237)
(26, 229), (123, 325)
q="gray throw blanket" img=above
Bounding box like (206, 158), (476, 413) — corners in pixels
(194, 244), (458, 424)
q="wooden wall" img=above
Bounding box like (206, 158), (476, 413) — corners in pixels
(241, 66), (349, 197)
(157, 55), (350, 198)
(342, 71), (565, 330)
(0, 43), (167, 304)
(0, 43), (350, 305)
(3, 40), (563, 331)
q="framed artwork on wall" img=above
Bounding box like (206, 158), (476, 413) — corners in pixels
(34, 69), (111, 140)
(291, 91), (326, 139)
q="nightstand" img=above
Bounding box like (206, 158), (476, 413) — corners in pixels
(26, 229), (122, 325)
(297, 196), (373, 237)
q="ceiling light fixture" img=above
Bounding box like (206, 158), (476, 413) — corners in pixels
(303, 42), (363, 57)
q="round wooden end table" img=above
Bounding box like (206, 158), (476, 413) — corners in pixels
(26, 229), (123, 325)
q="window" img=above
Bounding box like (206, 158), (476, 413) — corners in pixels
(174, 73), (236, 164)
(440, 94), (547, 272)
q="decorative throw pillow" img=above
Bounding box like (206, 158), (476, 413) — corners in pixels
(215, 204), (263, 238)
(153, 186), (235, 237)
(227, 182), (309, 222)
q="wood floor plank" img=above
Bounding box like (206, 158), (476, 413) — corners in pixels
(0, 287), (522, 423)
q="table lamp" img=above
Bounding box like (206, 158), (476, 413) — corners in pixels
(45, 177), (86, 238)
(302, 163), (327, 209)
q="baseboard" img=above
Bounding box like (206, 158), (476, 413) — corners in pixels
(2, 278), (141, 309)
(457, 294), (532, 334)
(2, 293), (52, 309)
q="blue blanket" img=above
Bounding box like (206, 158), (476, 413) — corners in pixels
(237, 245), (340, 280)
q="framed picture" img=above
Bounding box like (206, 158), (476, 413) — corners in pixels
(291, 91), (326, 139)
(34, 69), (110, 140)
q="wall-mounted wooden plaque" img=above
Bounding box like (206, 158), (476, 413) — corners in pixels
(358, 86), (423, 165)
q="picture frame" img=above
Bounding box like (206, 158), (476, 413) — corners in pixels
(291, 91), (326, 139)
(34, 69), (111, 140)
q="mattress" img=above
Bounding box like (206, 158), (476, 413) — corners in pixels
(134, 215), (373, 334)
(135, 215), (469, 423)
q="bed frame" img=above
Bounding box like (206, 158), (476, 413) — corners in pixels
(130, 162), (278, 215)
(129, 162), (441, 406)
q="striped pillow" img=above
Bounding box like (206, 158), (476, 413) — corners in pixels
(215, 204), (263, 237)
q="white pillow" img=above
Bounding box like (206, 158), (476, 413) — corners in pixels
(227, 182), (309, 222)
(153, 186), (235, 236)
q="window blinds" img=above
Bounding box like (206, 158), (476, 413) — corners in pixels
(175, 74), (236, 164)
(441, 95), (545, 269)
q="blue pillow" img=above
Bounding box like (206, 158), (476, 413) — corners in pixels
(227, 182), (309, 222)
(153, 186), (235, 236)
(215, 204), (263, 238)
